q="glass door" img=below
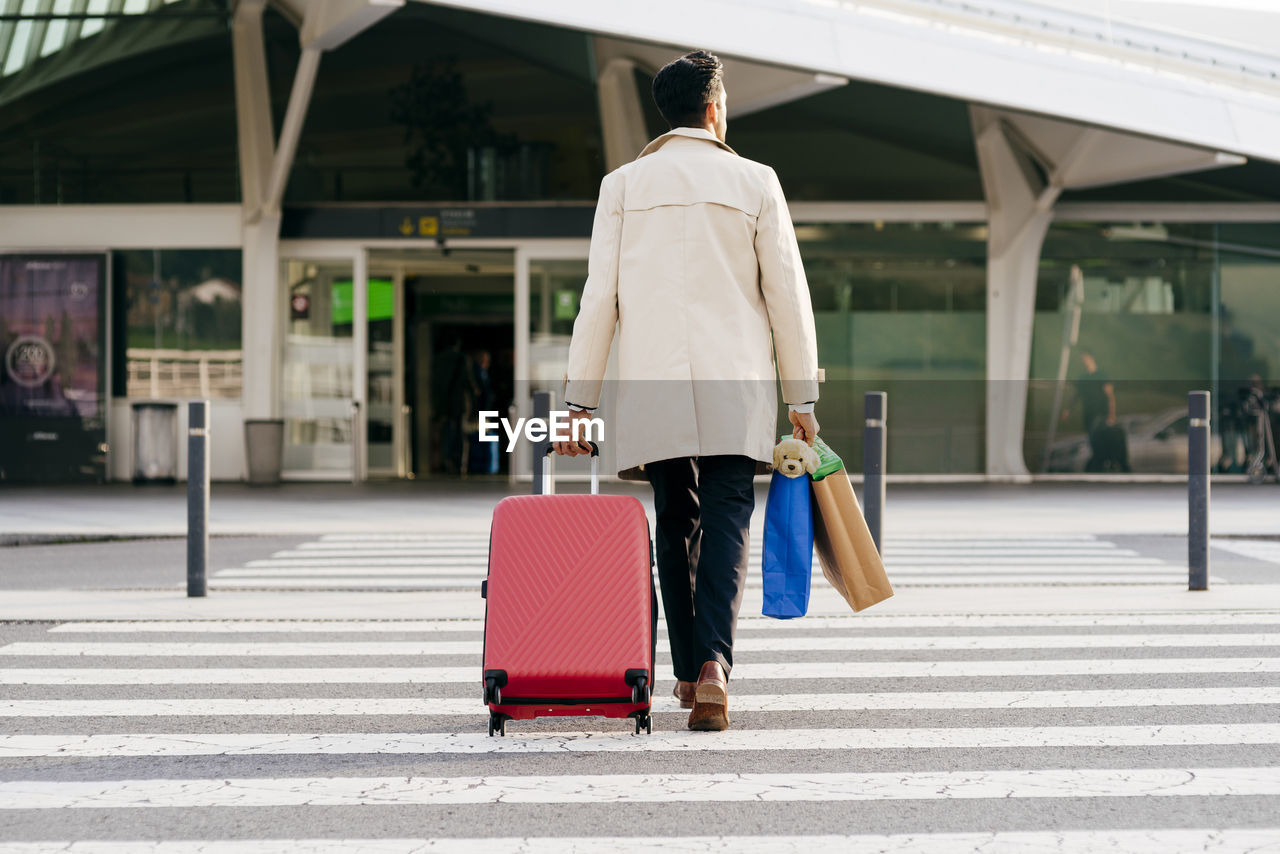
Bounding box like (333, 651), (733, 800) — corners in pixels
(366, 267), (406, 478)
(367, 248), (516, 479)
(514, 244), (601, 482)
(280, 257), (358, 478)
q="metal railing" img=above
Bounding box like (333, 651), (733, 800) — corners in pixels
(126, 349), (242, 400)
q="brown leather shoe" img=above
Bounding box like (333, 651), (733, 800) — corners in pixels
(687, 660), (729, 731)
(673, 680), (697, 709)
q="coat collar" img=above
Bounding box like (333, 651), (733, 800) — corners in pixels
(637, 126), (737, 159)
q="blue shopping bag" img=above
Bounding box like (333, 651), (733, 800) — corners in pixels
(761, 470), (814, 619)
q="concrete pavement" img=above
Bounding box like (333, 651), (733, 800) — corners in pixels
(2, 480), (1278, 542)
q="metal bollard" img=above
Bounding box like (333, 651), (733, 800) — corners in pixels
(531, 391), (552, 496)
(863, 392), (887, 555)
(1188, 391), (1211, 591)
(187, 400), (210, 598)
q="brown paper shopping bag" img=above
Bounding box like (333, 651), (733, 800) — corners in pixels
(809, 440), (893, 612)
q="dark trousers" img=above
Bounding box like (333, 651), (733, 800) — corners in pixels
(1086, 416), (1131, 473)
(647, 455), (757, 682)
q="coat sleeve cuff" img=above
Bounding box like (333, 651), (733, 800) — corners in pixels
(781, 379), (820, 408)
(563, 379), (603, 411)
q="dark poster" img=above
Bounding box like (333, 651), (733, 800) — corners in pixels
(0, 254), (108, 482)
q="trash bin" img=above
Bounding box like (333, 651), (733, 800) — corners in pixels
(244, 419), (284, 485)
(132, 401), (178, 484)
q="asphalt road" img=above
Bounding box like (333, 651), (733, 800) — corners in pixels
(2, 533), (1277, 589)
(0, 537), (309, 590)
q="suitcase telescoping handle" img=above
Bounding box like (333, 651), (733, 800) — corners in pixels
(540, 442), (599, 496)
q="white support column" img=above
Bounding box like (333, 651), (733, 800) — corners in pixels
(264, 46), (323, 216)
(233, 0), (399, 427)
(232, 0), (274, 222)
(240, 215), (282, 421)
(973, 107), (1067, 480)
(234, 0), (280, 422)
(595, 51), (650, 172)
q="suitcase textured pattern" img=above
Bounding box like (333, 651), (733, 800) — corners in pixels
(482, 492), (654, 735)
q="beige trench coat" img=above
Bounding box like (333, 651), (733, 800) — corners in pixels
(563, 126), (820, 478)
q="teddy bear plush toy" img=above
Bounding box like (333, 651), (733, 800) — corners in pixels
(772, 437), (819, 478)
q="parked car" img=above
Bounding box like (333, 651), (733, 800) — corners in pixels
(1045, 407), (1222, 474)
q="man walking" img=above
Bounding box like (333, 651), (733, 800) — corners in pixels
(1063, 349), (1129, 473)
(553, 50), (820, 731)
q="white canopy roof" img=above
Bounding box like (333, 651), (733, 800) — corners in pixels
(419, 0), (1280, 164)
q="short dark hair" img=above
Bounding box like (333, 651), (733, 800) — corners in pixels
(651, 50), (724, 129)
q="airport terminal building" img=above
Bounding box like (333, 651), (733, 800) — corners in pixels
(2, 0), (1278, 483)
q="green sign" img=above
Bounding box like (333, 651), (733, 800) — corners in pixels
(553, 289), (578, 320)
(331, 279), (394, 325)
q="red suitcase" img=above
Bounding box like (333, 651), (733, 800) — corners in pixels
(482, 445), (655, 736)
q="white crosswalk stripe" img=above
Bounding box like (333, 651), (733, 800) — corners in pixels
(7, 658), (1280, 685)
(1214, 538), (1280, 565)
(7, 724), (1280, 758)
(209, 532), (1204, 590)
(5, 767), (1280, 808)
(7, 831), (1280, 854)
(7, 633), (1280, 657)
(5, 686), (1280, 717)
(210, 573), (1210, 589)
(4, 612), (1280, 850)
(45, 613), (1280, 632)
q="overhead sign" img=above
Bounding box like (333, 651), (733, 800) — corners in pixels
(282, 205), (595, 240)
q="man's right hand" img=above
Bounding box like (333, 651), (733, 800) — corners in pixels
(789, 410), (819, 446)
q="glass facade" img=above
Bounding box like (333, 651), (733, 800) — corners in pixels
(112, 249), (242, 400)
(795, 222), (987, 474)
(1219, 225), (1280, 478)
(5, 5), (1280, 482)
(282, 5), (604, 204)
(1026, 222), (1280, 475)
(0, 5), (241, 205)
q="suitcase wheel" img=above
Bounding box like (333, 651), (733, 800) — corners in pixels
(483, 672), (507, 706)
(625, 671), (650, 705)
(634, 713), (652, 735)
(488, 713), (507, 737)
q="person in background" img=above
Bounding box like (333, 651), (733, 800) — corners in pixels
(1062, 349), (1129, 473)
(430, 337), (476, 475)
(468, 350), (499, 475)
